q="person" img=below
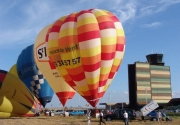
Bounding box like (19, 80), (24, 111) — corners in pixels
(99, 110), (106, 125)
(156, 110), (162, 123)
(123, 110), (129, 125)
(87, 109), (91, 125)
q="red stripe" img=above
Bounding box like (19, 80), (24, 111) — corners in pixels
(98, 21), (115, 30)
(90, 88), (98, 95)
(69, 72), (85, 81)
(98, 91), (105, 98)
(64, 16), (77, 22)
(56, 91), (75, 99)
(48, 61), (56, 69)
(108, 72), (115, 79)
(83, 94), (99, 100)
(50, 26), (60, 32)
(111, 16), (120, 22)
(0, 72), (6, 82)
(78, 31), (100, 42)
(99, 79), (107, 87)
(101, 52), (115, 60)
(77, 10), (91, 17)
(116, 44), (124, 51)
(83, 61), (100, 72)
(66, 80), (76, 86)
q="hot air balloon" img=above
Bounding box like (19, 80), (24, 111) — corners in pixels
(9, 64), (18, 77)
(47, 9), (125, 107)
(0, 70), (37, 117)
(16, 44), (54, 107)
(34, 25), (75, 106)
(9, 64), (42, 112)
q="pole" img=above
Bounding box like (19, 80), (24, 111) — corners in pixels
(109, 93), (111, 111)
(145, 88), (147, 104)
(122, 84), (124, 109)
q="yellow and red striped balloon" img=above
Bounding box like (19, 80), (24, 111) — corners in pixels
(34, 25), (75, 106)
(47, 9), (125, 107)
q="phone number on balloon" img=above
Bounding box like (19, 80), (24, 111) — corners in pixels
(53, 57), (80, 67)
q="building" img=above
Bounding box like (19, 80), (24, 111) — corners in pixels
(128, 54), (172, 109)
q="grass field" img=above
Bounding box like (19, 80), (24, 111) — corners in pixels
(0, 115), (179, 125)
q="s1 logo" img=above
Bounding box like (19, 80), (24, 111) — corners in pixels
(38, 47), (47, 59)
(36, 42), (49, 61)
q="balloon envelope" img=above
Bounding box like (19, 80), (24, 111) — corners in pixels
(34, 25), (75, 106)
(47, 9), (126, 107)
(9, 64), (18, 77)
(16, 44), (54, 107)
(9, 64), (42, 109)
(0, 70), (37, 117)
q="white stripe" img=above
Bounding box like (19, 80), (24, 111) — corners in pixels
(91, 9), (101, 13)
(61, 22), (77, 30)
(77, 13), (94, 21)
(79, 38), (101, 49)
(74, 79), (87, 86)
(100, 29), (116, 37)
(36, 84), (41, 89)
(106, 79), (113, 86)
(101, 59), (114, 68)
(114, 22), (123, 29)
(48, 32), (59, 40)
(37, 70), (42, 75)
(85, 68), (100, 78)
(115, 51), (124, 59)
(98, 86), (104, 93)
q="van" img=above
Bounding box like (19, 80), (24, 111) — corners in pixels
(103, 108), (135, 121)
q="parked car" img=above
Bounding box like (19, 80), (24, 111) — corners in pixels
(103, 108), (136, 121)
(144, 111), (167, 121)
(54, 110), (64, 115)
(69, 110), (85, 116)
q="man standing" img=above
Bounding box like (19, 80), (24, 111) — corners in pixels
(87, 109), (91, 125)
(156, 110), (162, 124)
(99, 110), (106, 125)
(123, 110), (129, 125)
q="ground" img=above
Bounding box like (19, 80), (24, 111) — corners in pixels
(0, 115), (178, 125)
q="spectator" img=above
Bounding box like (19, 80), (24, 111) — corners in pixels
(99, 110), (106, 125)
(123, 110), (129, 125)
(156, 110), (162, 123)
(87, 109), (91, 125)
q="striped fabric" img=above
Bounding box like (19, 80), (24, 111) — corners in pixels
(47, 9), (125, 107)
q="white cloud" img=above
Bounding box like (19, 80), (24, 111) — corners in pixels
(142, 22), (162, 28)
(172, 91), (180, 98)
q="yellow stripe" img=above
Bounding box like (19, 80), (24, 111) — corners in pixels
(58, 68), (68, 76)
(101, 37), (116, 45)
(48, 39), (59, 48)
(103, 84), (109, 91)
(93, 10), (107, 17)
(100, 67), (111, 74)
(77, 17), (98, 27)
(78, 85), (89, 92)
(153, 100), (170, 103)
(151, 84), (171, 88)
(86, 75), (99, 84)
(59, 28), (77, 38)
(80, 46), (101, 57)
(117, 29), (125, 36)
(152, 96), (171, 100)
(112, 58), (121, 66)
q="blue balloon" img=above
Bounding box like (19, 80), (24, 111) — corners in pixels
(16, 44), (54, 107)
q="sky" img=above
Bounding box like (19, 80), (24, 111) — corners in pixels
(0, 0), (180, 109)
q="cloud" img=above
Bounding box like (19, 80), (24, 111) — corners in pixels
(172, 91), (180, 98)
(142, 22), (162, 28)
